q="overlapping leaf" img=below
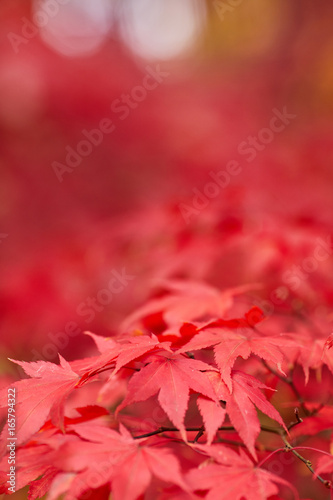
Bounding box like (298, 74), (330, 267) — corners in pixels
(0, 356), (79, 452)
(198, 370), (286, 457)
(121, 280), (257, 332)
(77, 333), (171, 386)
(49, 423), (189, 500)
(177, 322), (292, 391)
(187, 444), (298, 500)
(116, 350), (219, 440)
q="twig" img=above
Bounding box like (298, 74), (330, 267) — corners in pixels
(281, 435), (332, 490)
(286, 408), (304, 432)
(133, 424), (277, 440)
(193, 426), (205, 443)
(261, 359), (310, 416)
(133, 426), (205, 440)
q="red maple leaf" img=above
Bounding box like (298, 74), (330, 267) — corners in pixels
(158, 306), (265, 348)
(121, 280), (254, 332)
(177, 324), (292, 391)
(27, 467), (59, 500)
(0, 355), (79, 451)
(199, 306), (265, 330)
(187, 444), (298, 500)
(290, 405), (333, 439)
(197, 396), (226, 446)
(0, 442), (57, 497)
(198, 370), (286, 457)
(84, 331), (118, 353)
(39, 405), (109, 433)
(48, 423), (189, 500)
(116, 350), (219, 440)
(295, 336), (333, 383)
(77, 333), (171, 387)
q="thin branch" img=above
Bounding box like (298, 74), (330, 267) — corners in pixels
(294, 407), (303, 424)
(257, 428), (332, 491)
(136, 426), (277, 452)
(261, 359), (310, 416)
(133, 421), (332, 491)
(259, 425), (282, 435)
(287, 408), (303, 432)
(133, 424), (279, 440)
(133, 426), (204, 440)
(281, 435), (332, 490)
(193, 426), (205, 443)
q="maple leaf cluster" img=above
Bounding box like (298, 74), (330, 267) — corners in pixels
(1, 270), (333, 499)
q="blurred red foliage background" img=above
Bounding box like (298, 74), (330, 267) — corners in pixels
(1, 0), (333, 410)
